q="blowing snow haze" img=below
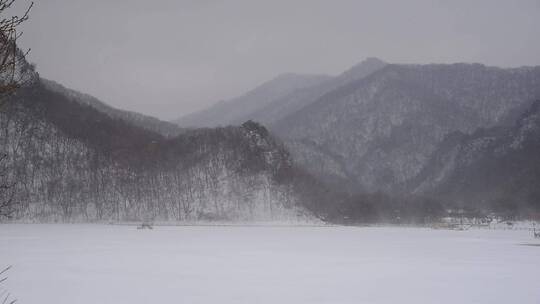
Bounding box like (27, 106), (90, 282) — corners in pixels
(2, 1), (540, 303)
(14, 0), (540, 119)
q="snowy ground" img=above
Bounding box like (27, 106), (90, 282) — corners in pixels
(1, 224), (539, 304)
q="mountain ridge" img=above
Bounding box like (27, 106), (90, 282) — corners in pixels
(1, 77), (326, 222)
(174, 73), (331, 128)
(42, 78), (185, 138)
(271, 62), (540, 194)
(174, 57), (387, 128)
(410, 99), (540, 214)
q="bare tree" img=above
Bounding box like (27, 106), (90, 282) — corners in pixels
(0, 0), (32, 219)
(0, 0), (33, 98)
(0, 266), (16, 304)
(0, 153), (16, 219)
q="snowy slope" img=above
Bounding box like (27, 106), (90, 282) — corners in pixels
(410, 100), (540, 212)
(41, 79), (184, 138)
(1, 82), (319, 222)
(274, 63), (540, 193)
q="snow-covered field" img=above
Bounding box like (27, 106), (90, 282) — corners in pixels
(1, 224), (539, 304)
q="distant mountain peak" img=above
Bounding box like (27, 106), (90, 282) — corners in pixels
(274, 61), (540, 194)
(364, 56), (386, 64)
(272, 72), (331, 81)
(174, 73), (331, 128)
(340, 57), (387, 80)
(174, 58), (388, 128)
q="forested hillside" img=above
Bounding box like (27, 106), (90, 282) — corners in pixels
(0, 79), (322, 222)
(4, 56), (540, 224)
(42, 79), (185, 138)
(178, 59), (540, 218)
(273, 63), (540, 196)
(410, 100), (540, 215)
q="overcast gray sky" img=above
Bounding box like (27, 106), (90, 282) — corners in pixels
(12, 0), (540, 120)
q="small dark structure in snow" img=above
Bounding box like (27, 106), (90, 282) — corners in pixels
(534, 228), (540, 238)
(137, 222), (153, 230)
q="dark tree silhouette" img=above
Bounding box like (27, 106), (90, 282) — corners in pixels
(0, 0), (33, 219)
(0, 266), (16, 304)
(0, 0), (33, 96)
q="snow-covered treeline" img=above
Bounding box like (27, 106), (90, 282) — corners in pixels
(0, 84), (313, 222)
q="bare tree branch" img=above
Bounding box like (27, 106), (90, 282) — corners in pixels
(0, 266), (16, 304)
(0, 0), (33, 101)
(0, 0), (33, 219)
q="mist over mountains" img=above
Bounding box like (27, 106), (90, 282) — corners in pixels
(275, 63), (540, 191)
(175, 57), (387, 127)
(1, 73), (325, 222)
(411, 100), (540, 213)
(2, 53), (540, 223)
(175, 73), (332, 128)
(41, 79), (186, 138)
(174, 58), (540, 216)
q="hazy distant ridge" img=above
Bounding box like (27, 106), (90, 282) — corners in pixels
(274, 63), (540, 200)
(42, 79), (185, 137)
(174, 73), (332, 128)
